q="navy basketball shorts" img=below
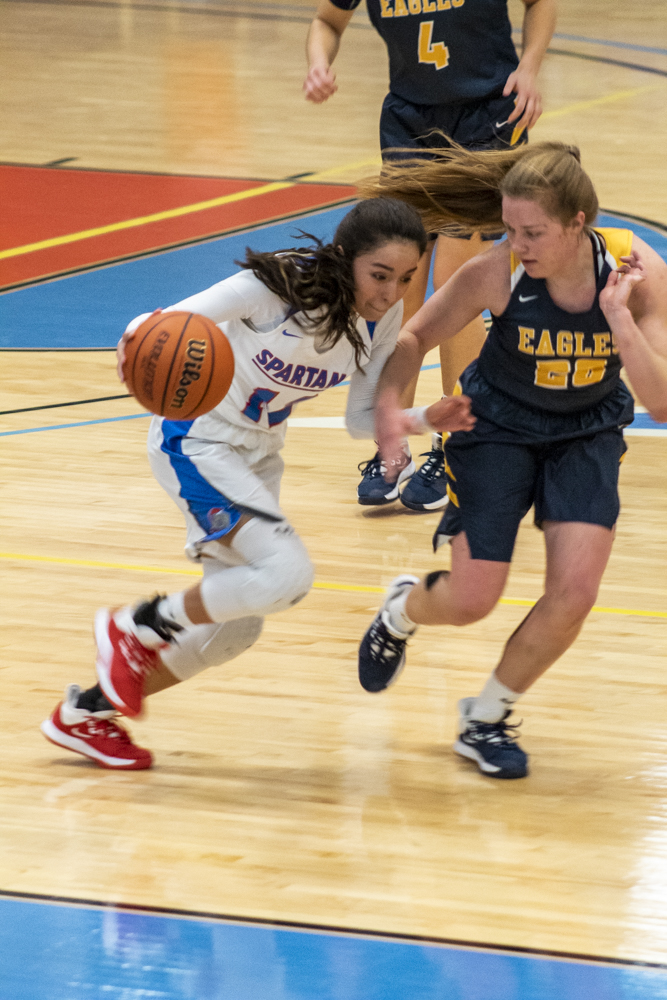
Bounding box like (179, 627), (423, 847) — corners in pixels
(379, 91), (527, 240)
(436, 419), (628, 564)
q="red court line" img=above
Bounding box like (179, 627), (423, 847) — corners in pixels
(0, 165), (354, 288)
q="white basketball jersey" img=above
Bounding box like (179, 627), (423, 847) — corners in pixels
(161, 270), (401, 458)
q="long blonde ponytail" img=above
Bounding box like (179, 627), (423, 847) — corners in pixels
(358, 141), (599, 235)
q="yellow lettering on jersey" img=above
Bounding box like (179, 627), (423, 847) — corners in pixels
(379, 0), (394, 16)
(394, 0), (409, 17)
(572, 358), (607, 387)
(593, 333), (611, 357)
(535, 360), (569, 389)
(422, 0), (436, 11)
(611, 334), (620, 355)
(451, 0), (464, 6)
(556, 330), (573, 357)
(574, 332), (592, 357)
(418, 20), (449, 68)
(535, 329), (555, 356)
(436, 0), (451, 11)
(408, 0), (421, 12)
(518, 326), (535, 354)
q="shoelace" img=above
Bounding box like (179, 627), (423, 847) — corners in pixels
(414, 448), (444, 482)
(465, 717), (522, 746)
(119, 633), (158, 677)
(83, 716), (132, 743)
(358, 452), (385, 478)
(369, 620), (406, 662)
(358, 451), (410, 480)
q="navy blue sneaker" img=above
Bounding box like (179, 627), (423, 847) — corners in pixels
(454, 697), (529, 778)
(358, 575), (419, 691)
(400, 434), (448, 512)
(357, 450), (416, 506)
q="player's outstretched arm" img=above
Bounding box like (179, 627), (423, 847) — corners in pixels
(304, 0), (354, 103)
(115, 274), (254, 383)
(504, 0), (556, 132)
(600, 237), (667, 423)
(373, 251), (503, 474)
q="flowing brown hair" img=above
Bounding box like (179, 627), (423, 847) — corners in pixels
(239, 198), (427, 367)
(359, 140), (599, 236)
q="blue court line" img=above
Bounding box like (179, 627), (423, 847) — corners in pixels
(0, 411), (150, 437)
(3, 375), (666, 437)
(2, 896), (667, 1000)
(512, 28), (667, 57)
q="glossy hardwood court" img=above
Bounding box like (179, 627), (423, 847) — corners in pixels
(1, 0), (667, 986)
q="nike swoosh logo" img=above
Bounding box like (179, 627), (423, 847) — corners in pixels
(282, 330), (301, 338)
(495, 119), (509, 128)
(518, 294), (538, 302)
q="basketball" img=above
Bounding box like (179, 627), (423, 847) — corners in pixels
(123, 311), (234, 420)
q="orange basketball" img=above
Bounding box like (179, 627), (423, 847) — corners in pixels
(123, 311), (234, 420)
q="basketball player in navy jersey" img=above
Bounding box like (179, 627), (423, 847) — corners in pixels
(356, 142), (667, 778)
(304, 0), (555, 511)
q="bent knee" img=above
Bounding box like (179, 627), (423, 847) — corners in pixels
(447, 598), (498, 627)
(547, 580), (599, 622)
(252, 543), (315, 613)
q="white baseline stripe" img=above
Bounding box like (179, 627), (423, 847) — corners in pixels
(287, 416), (667, 437)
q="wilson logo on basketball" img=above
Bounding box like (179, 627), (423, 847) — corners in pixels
(171, 339), (207, 410)
(139, 330), (170, 399)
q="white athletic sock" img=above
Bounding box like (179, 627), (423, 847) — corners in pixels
(157, 592), (194, 631)
(470, 672), (521, 724)
(385, 589), (417, 637)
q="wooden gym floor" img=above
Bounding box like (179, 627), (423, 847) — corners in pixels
(1, 0), (667, 995)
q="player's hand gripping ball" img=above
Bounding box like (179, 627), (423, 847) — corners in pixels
(122, 311), (235, 420)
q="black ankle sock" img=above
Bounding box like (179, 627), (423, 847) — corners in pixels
(76, 684), (113, 713)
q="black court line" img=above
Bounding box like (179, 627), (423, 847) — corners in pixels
(0, 393), (130, 416)
(599, 207), (667, 236)
(0, 194), (357, 297)
(43, 156), (78, 166)
(546, 46), (667, 78)
(1, 887), (665, 971)
(1, 159), (339, 186)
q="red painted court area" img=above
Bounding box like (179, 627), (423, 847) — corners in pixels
(0, 165), (354, 289)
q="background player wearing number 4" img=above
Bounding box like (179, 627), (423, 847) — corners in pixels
(305, 0), (555, 510)
(40, 199), (474, 770)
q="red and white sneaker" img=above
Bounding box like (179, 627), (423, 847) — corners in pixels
(41, 685), (153, 770)
(94, 607), (162, 718)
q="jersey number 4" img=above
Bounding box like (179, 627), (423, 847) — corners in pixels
(418, 22), (449, 70)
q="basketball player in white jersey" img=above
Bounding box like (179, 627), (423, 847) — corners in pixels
(41, 199), (474, 769)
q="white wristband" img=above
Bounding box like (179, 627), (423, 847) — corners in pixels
(403, 405), (436, 434)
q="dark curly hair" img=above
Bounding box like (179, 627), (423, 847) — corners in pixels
(237, 198), (427, 367)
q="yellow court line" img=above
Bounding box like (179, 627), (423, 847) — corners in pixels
(2, 552), (666, 620)
(540, 83), (663, 121)
(0, 180), (294, 261)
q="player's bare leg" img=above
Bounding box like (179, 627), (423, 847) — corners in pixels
(359, 522), (614, 777)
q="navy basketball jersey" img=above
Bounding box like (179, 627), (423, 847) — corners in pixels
(477, 229), (634, 413)
(329, 0), (518, 105)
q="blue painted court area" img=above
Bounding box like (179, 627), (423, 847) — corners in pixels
(1, 896), (666, 1000)
(1, 209), (666, 351)
(0, 206), (352, 350)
